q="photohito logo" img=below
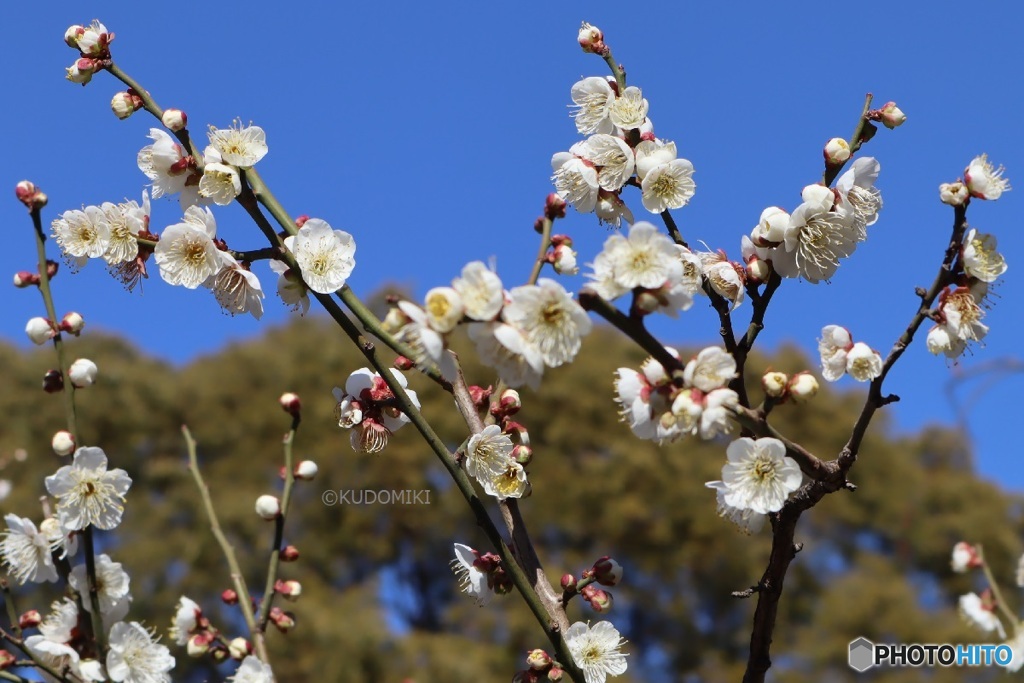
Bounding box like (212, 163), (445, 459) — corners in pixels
(848, 637), (1013, 671)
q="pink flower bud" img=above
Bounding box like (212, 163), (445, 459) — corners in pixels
(46, 261), (59, 279)
(633, 290), (661, 316)
(0, 650), (14, 668)
(547, 666), (564, 681)
(110, 91), (142, 120)
(823, 137), (851, 165)
(578, 22), (607, 54)
(294, 215), (310, 228)
(279, 392), (301, 417)
(52, 430), (76, 456)
(787, 372), (819, 403)
(879, 102), (906, 129)
(592, 556), (623, 586)
(545, 193), (567, 220)
(68, 358), (98, 388)
(187, 633), (213, 657)
(512, 444), (533, 466)
(228, 637), (251, 660)
(25, 317), (55, 345)
(467, 384), (493, 409)
(221, 589), (239, 605)
(745, 256), (771, 284)
(15, 181), (47, 211)
(275, 579), (302, 602)
(161, 109), (187, 132)
(499, 388), (521, 414)
(269, 607), (295, 632)
(60, 312), (86, 335)
(951, 541), (982, 572)
(526, 649), (552, 670)
(254, 495), (281, 520)
(294, 460), (318, 481)
(19, 611), (41, 630)
(393, 355), (415, 371)
(42, 370), (64, 393)
(64, 25), (85, 49)
(280, 545), (300, 562)
(551, 244), (579, 275)
(587, 588), (613, 612)
(13, 271), (39, 288)
(66, 57), (99, 85)
(560, 574), (577, 592)
(761, 372), (788, 399)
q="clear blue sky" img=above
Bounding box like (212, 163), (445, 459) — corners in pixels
(4, 2), (1022, 488)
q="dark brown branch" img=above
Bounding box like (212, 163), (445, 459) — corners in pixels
(578, 290), (685, 380)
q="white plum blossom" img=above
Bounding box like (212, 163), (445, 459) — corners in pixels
(1004, 631), (1024, 673)
(640, 158), (696, 214)
(570, 77), (616, 135)
(845, 342), (882, 382)
(71, 554), (132, 622)
(45, 447), (132, 531)
(392, 301), (458, 380)
(926, 324), (965, 359)
(452, 261), (504, 321)
(607, 86), (648, 130)
(423, 286), (465, 333)
(721, 437), (802, 515)
(0, 514), (59, 584)
(283, 218), (356, 294)
(198, 147), (242, 205)
(552, 149), (600, 214)
(207, 120), (268, 167)
(154, 206), (220, 288)
(683, 346), (738, 393)
(205, 251), (265, 319)
(634, 139), (677, 181)
(950, 542), (980, 573)
(751, 207), (790, 246)
(586, 134), (635, 192)
(818, 325), (853, 382)
(700, 388), (739, 439)
(100, 196), (147, 266)
(269, 259), (310, 314)
(835, 157), (882, 240)
(939, 181), (969, 206)
(964, 154), (1010, 200)
(486, 461), (528, 500)
(106, 621), (175, 683)
(169, 596), (201, 646)
(587, 222), (684, 300)
(71, 20), (111, 56)
(229, 655), (275, 683)
(39, 598), (79, 643)
(332, 368), (419, 454)
(959, 593), (1006, 638)
(468, 322), (544, 390)
(705, 480), (766, 534)
(564, 621), (629, 683)
(68, 358), (99, 387)
(137, 129), (199, 205)
(962, 229), (1007, 283)
(773, 184), (859, 283)
(700, 251), (745, 309)
(940, 287), (988, 345)
(450, 543), (491, 606)
(52, 206), (112, 269)
(502, 279), (592, 367)
(25, 634), (82, 679)
(464, 424), (514, 482)
(594, 191), (634, 228)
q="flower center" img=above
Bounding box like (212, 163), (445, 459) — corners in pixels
(752, 456), (777, 482)
(184, 240), (207, 265)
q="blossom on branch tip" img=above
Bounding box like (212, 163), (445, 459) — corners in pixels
(964, 154), (1010, 201)
(844, 342), (882, 382)
(207, 120), (268, 168)
(823, 137), (850, 165)
(721, 437), (802, 514)
(962, 229), (1007, 283)
(52, 206), (111, 270)
(564, 621), (628, 683)
(939, 181), (969, 206)
(283, 218), (356, 294)
(44, 446), (132, 531)
(578, 22), (607, 55)
(69, 20), (113, 57)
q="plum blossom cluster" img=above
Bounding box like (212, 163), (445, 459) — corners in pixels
(64, 20), (113, 85)
(552, 68), (695, 226)
(705, 437), (803, 534)
(384, 261), (591, 389)
(614, 346), (739, 443)
(817, 325), (883, 382)
(586, 222), (703, 316)
(947, 541), (1024, 672)
(449, 543), (514, 606)
(746, 158), (883, 284)
(332, 368), (419, 454)
(462, 424), (529, 500)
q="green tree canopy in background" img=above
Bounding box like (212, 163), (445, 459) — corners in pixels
(0, 311), (1018, 682)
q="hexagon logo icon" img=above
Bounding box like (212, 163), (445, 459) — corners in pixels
(849, 637), (875, 672)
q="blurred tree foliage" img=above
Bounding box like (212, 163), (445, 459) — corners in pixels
(0, 311), (1019, 683)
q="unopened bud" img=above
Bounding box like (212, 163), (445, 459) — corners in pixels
(393, 355), (415, 371)
(551, 244), (578, 275)
(64, 25), (85, 49)
(788, 372), (819, 403)
(547, 667), (564, 681)
(294, 215), (310, 228)
(381, 306), (410, 334)
(19, 611), (41, 630)
(633, 290), (661, 315)
(587, 588), (613, 613)
(499, 388), (521, 414)
(879, 101), (906, 129)
(294, 460), (318, 481)
(66, 57), (99, 85)
(68, 358), (98, 388)
(823, 137), (851, 165)
(280, 545), (300, 562)
(467, 385), (493, 410)
(578, 22), (607, 55)
(187, 633), (213, 657)
(228, 637), (251, 660)
(761, 372), (788, 399)
(939, 181), (969, 207)
(269, 607), (295, 632)
(0, 650), (14, 669)
(279, 392), (301, 417)
(111, 91), (142, 120)
(545, 193), (567, 220)
(161, 108), (187, 132)
(43, 369), (64, 393)
(221, 589), (239, 605)
(745, 256), (771, 284)
(60, 312), (85, 335)
(560, 574), (577, 592)
(512, 444), (533, 466)
(26, 317), (55, 345)
(592, 556), (623, 586)
(46, 261), (59, 278)
(254, 495), (280, 520)
(527, 649), (552, 671)
(15, 181), (48, 211)
(52, 430), (76, 456)
(275, 579), (302, 602)
(14, 271), (39, 288)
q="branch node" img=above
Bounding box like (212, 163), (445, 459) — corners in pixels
(915, 286), (928, 299)
(880, 393), (900, 406)
(792, 542), (804, 556)
(732, 585), (761, 599)
(843, 480), (857, 492)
